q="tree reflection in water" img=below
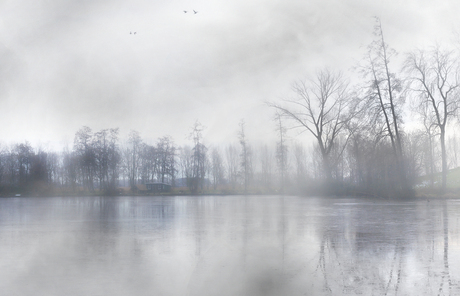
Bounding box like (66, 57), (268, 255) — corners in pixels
(1, 196), (460, 295)
(308, 198), (460, 295)
(438, 202), (451, 295)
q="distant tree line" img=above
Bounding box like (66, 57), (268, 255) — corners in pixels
(0, 116), (459, 197)
(0, 127), (176, 196)
(0, 117), (319, 196)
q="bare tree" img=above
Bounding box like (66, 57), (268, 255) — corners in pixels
(15, 142), (33, 189)
(189, 121), (207, 194)
(45, 151), (60, 186)
(3, 145), (18, 189)
(179, 145), (193, 187)
(93, 129), (110, 191)
(74, 127), (95, 191)
(447, 133), (460, 169)
(275, 112), (288, 193)
(293, 142), (308, 191)
(418, 102), (438, 188)
(271, 69), (353, 183)
(62, 147), (78, 191)
(358, 18), (411, 196)
(86, 128), (121, 193)
(404, 131), (425, 185)
(238, 120), (253, 193)
(404, 46), (460, 192)
(225, 144), (239, 191)
(127, 130), (142, 190)
(107, 128), (120, 191)
(156, 135), (176, 185)
(259, 144), (274, 193)
(139, 143), (156, 184)
(211, 147), (225, 191)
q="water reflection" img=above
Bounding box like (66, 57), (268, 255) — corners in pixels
(1, 196), (460, 295)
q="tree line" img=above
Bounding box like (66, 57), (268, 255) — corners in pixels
(0, 121), (304, 196)
(2, 19), (460, 198)
(271, 19), (460, 197)
(0, 115), (459, 197)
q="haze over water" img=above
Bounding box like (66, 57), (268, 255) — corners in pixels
(1, 195), (460, 295)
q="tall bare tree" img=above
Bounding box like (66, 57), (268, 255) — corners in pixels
(179, 145), (193, 186)
(93, 129), (110, 191)
(15, 142), (33, 188)
(107, 128), (120, 191)
(189, 121), (207, 194)
(417, 102), (438, 188)
(359, 18), (411, 196)
(156, 135), (176, 185)
(238, 120), (252, 193)
(127, 130), (142, 190)
(293, 142), (308, 191)
(62, 147), (78, 190)
(275, 111), (288, 193)
(259, 144), (274, 193)
(225, 144), (239, 190)
(404, 46), (460, 192)
(74, 127), (95, 191)
(211, 147), (225, 190)
(447, 133), (460, 169)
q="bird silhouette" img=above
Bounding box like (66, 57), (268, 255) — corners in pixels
(193, 10), (198, 14)
(184, 10), (187, 13)
(134, 32), (137, 34)
(130, 32), (132, 34)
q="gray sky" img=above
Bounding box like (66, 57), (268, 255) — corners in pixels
(1, 0), (459, 148)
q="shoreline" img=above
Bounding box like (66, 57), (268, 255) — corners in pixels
(2, 191), (460, 200)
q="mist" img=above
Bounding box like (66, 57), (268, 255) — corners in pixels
(3, 1), (460, 295)
(3, 0), (459, 147)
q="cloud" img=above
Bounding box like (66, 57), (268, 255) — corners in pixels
(1, 0), (460, 147)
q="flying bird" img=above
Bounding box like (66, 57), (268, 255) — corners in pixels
(184, 10), (187, 13)
(193, 10), (198, 14)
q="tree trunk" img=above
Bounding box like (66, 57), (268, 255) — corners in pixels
(441, 127), (447, 192)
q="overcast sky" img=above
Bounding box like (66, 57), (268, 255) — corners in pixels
(1, 0), (459, 149)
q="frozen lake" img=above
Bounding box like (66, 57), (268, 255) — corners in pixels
(1, 195), (460, 295)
